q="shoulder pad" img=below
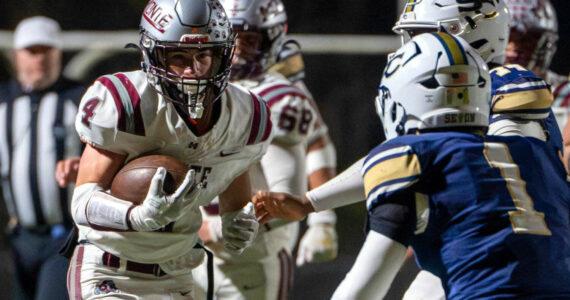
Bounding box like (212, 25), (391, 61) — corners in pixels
(257, 83), (309, 107)
(363, 142), (421, 208)
(490, 64), (552, 119)
(246, 91), (272, 145)
(75, 73), (147, 152)
(94, 73), (145, 136)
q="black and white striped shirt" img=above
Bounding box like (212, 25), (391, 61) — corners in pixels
(0, 78), (84, 230)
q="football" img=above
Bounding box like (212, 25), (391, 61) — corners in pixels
(110, 154), (189, 205)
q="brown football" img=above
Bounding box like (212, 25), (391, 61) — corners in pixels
(110, 154), (189, 205)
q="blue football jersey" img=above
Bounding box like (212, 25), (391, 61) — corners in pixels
(364, 132), (570, 299)
(489, 64), (563, 151)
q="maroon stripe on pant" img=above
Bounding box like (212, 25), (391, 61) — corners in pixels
(68, 245), (85, 300)
(277, 249), (293, 300)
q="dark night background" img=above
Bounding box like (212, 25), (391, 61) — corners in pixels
(0, 0), (568, 299)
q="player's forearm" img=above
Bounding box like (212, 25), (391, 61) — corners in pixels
(306, 157), (366, 212)
(332, 231), (407, 300)
(261, 142), (307, 195)
(219, 170), (252, 214)
(306, 135), (337, 190)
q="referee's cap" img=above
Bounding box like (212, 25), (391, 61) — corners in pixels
(14, 16), (62, 50)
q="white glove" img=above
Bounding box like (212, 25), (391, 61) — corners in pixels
(221, 202), (259, 254)
(296, 223), (338, 266)
(129, 167), (199, 231)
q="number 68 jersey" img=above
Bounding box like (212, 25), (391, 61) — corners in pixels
(364, 132), (570, 299)
(233, 71), (317, 146)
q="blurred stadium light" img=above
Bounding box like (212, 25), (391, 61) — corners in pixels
(0, 30), (400, 53)
(0, 30), (401, 83)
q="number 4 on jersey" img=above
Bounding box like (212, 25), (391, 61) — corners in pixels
(81, 98), (101, 128)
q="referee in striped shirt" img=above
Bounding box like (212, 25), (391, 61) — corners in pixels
(0, 16), (85, 300)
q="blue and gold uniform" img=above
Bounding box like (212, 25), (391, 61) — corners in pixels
(364, 132), (570, 299)
(489, 64), (563, 151)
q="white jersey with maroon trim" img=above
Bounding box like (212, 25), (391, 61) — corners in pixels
(74, 70), (272, 263)
(199, 71), (313, 261)
(548, 70), (570, 130)
(293, 80), (330, 146)
(234, 71), (317, 146)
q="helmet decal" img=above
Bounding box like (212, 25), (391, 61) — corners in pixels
(143, 0), (174, 33)
(377, 33), (491, 140)
(431, 32), (467, 65)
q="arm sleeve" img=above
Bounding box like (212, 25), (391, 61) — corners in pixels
(260, 142), (307, 195)
(305, 157), (366, 211)
(331, 230), (407, 300)
(306, 141), (337, 175)
(71, 182), (133, 231)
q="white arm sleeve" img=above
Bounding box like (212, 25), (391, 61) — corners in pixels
(306, 142), (337, 175)
(306, 157), (365, 211)
(307, 210), (337, 225)
(260, 142), (307, 195)
(332, 231), (407, 300)
(71, 182), (103, 226)
(71, 182), (133, 231)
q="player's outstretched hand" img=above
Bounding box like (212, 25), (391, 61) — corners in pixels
(252, 190), (314, 225)
(129, 167), (199, 231)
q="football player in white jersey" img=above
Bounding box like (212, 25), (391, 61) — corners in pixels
(192, 0), (337, 299)
(276, 48), (340, 267)
(503, 0), (570, 172)
(66, 0), (274, 299)
(268, 15), (339, 268)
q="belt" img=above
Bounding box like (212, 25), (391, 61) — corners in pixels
(102, 252), (167, 277)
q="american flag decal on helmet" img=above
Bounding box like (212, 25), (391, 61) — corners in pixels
(247, 92), (272, 145)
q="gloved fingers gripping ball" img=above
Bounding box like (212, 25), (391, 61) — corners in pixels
(129, 167), (198, 231)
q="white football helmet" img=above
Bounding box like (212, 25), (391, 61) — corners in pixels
(220, 0), (287, 80)
(504, 0), (558, 71)
(393, 0), (510, 65)
(139, 0), (236, 119)
(376, 32), (491, 140)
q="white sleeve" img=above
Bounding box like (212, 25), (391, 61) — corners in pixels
(71, 182), (133, 231)
(403, 270), (446, 300)
(260, 142), (307, 195)
(331, 231), (407, 300)
(306, 141), (337, 175)
(306, 157), (366, 211)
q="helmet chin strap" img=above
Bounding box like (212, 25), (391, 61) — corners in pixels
(188, 100), (204, 119)
(178, 79), (208, 119)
